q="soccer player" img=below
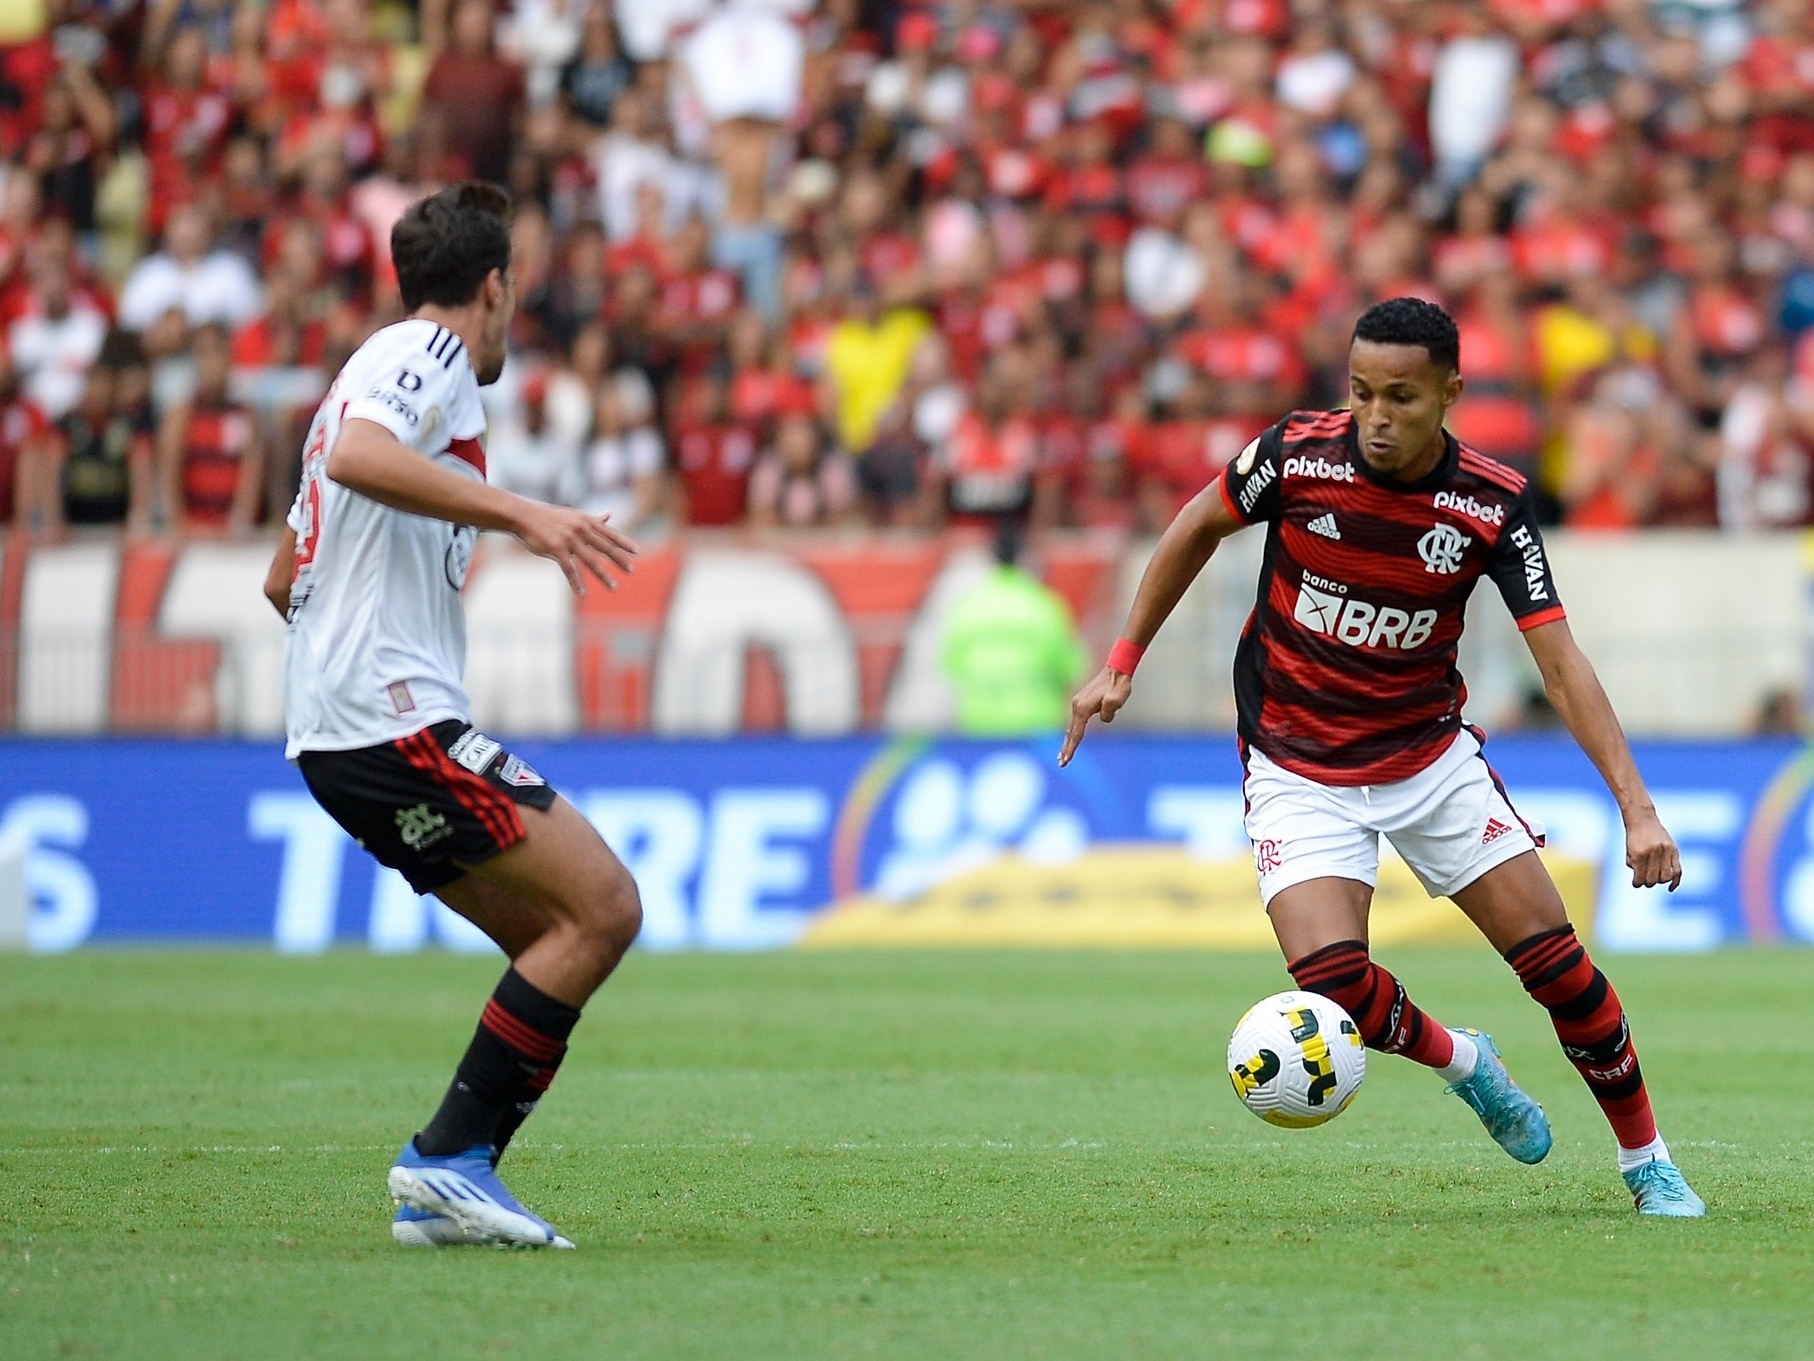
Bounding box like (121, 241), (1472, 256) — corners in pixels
(262, 183), (643, 1248)
(1060, 297), (1704, 1217)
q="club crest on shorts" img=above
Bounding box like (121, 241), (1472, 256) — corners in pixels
(396, 803), (451, 850)
(499, 755), (546, 788)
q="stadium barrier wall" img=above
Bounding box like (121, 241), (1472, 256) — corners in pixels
(2, 732), (1810, 954)
(0, 528), (1803, 739)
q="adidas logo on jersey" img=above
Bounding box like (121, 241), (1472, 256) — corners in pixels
(1306, 513), (1341, 540)
(1482, 818), (1515, 845)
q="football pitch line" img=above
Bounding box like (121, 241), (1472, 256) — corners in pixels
(3, 947), (1813, 1360)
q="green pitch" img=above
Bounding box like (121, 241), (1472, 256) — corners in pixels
(3, 948), (1811, 1360)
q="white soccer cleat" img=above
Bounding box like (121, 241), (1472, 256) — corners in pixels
(388, 1141), (576, 1249)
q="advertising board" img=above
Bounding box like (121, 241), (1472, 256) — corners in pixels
(1, 734), (1807, 954)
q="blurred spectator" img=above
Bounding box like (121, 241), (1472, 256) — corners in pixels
(823, 279), (930, 456)
(1430, 6), (1520, 190)
(118, 203), (262, 333)
(485, 368), (581, 506)
(561, 5), (634, 129)
(673, 377), (758, 528)
(939, 523), (1088, 736)
(0, 356), (45, 529)
(931, 344), (1044, 529)
(422, 0), (526, 186)
(747, 410), (858, 529)
(19, 331), (155, 536)
(8, 228), (108, 421)
(157, 322), (263, 536)
(575, 368), (668, 531)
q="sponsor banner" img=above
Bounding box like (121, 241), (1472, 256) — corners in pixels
(0, 734), (1809, 953)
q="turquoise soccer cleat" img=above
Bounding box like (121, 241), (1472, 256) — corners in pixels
(1623, 1158), (1706, 1217)
(1444, 1029), (1553, 1165)
(388, 1140), (575, 1249)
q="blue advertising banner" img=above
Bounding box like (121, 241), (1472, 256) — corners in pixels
(0, 733), (1810, 953)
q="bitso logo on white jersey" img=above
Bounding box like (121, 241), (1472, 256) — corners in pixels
(283, 319), (489, 759)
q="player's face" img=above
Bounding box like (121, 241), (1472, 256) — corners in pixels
(474, 266), (516, 386)
(1347, 340), (1463, 480)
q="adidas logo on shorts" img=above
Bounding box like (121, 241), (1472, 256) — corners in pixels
(1307, 513), (1341, 540)
(1482, 817), (1515, 845)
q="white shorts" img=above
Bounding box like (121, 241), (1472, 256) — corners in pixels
(1243, 730), (1542, 907)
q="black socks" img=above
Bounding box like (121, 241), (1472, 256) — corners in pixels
(415, 968), (581, 1159)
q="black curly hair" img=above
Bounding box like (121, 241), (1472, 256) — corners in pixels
(391, 182), (513, 313)
(1351, 297), (1460, 373)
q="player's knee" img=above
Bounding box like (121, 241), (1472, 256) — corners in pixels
(572, 860), (640, 959)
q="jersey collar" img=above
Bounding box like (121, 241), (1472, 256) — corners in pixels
(1347, 421), (1458, 493)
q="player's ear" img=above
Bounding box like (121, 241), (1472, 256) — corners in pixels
(1443, 368), (1464, 411)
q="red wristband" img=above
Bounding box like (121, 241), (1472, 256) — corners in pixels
(1107, 637), (1145, 675)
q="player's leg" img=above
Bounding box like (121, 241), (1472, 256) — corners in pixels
(299, 725), (640, 1246)
(1271, 877), (1471, 1076)
(1245, 750), (1473, 1081)
(1449, 852), (1704, 1214)
(422, 797), (640, 1159)
(384, 800), (640, 1248)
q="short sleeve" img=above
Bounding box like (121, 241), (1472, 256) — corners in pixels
(1216, 419), (1285, 523)
(342, 355), (461, 450)
(1488, 486), (1567, 630)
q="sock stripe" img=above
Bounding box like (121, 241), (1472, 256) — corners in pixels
(1509, 935), (1582, 984)
(481, 999), (564, 1063)
(1288, 945), (1453, 1069)
(1544, 970), (1609, 1022)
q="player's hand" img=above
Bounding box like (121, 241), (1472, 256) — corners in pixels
(1058, 666), (1133, 767)
(1623, 805), (1682, 892)
(513, 502), (639, 596)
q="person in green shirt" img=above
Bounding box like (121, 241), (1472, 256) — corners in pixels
(940, 523), (1090, 736)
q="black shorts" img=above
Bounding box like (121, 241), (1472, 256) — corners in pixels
(296, 719), (559, 894)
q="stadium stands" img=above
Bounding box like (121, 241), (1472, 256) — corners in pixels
(0, 0), (1808, 544)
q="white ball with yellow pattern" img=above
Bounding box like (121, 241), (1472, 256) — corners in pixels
(1227, 990), (1367, 1128)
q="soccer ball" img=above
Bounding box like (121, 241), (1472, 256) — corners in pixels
(1226, 990), (1366, 1128)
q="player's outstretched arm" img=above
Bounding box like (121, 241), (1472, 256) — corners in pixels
(1059, 478), (1246, 766)
(1523, 618), (1682, 891)
(327, 418), (638, 596)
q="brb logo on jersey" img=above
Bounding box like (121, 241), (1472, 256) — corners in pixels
(1417, 523), (1470, 575)
(1294, 574), (1437, 650)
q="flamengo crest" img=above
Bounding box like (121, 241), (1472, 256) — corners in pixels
(1417, 523), (1470, 575)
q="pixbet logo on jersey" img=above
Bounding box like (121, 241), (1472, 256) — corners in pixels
(1293, 575), (1437, 650)
(1432, 491), (1505, 527)
(1283, 455), (1356, 483)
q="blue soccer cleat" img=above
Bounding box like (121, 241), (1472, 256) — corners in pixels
(1623, 1158), (1706, 1217)
(387, 1140), (575, 1249)
(391, 1202), (475, 1247)
(1444, 1029), (1553, 1165)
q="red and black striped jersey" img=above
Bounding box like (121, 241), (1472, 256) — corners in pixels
(1216, 408), (1565, 786)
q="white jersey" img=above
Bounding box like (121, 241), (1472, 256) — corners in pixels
(283, 318), (489, 758)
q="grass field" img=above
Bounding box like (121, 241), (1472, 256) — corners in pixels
(3, 947), (1812, 1360)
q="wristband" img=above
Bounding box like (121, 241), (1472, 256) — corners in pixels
(1107, 637), (1145, 676)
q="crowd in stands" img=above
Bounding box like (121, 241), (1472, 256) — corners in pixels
(1, 0), (1813, 543)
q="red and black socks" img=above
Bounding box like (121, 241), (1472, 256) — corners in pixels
(415, 968), (582, 1160)
(1506, 925), (1663, 1162)
(1288, 939), (1460, 1072)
